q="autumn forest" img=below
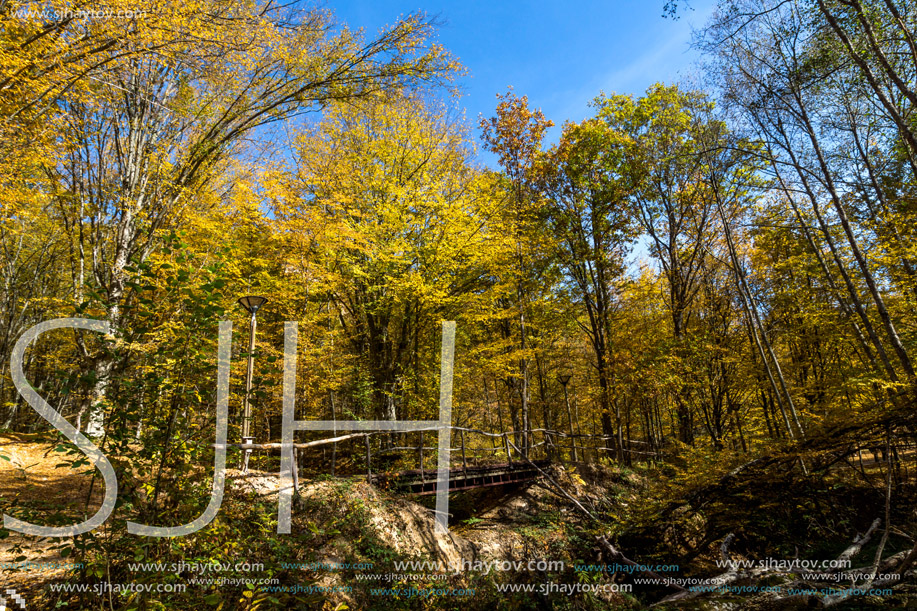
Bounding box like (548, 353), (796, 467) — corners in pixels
(3, 0), (917, 609)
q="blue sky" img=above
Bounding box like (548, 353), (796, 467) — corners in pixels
(332, 0), (717, 166)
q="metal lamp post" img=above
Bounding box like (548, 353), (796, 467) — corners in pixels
(238, 295), (267, 473)
(558, 374), (578, 462)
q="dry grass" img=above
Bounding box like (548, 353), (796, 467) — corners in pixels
(0, 432), (105, 599)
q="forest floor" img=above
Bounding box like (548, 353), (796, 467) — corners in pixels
(2, 431), (917, 609)
(0, 431), (640, 608)
(0, 433), (104, 597)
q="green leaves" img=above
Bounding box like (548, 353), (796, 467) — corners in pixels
(203, 592), (221, 605)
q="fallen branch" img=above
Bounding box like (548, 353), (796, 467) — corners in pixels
(596, 536), (687, 592)
(834, 518), (881, 570)
(720, 533), (736, 567)
(502, 440), (686, 593)
(505, 438), (597, 521)
(657, 519), (886, 607)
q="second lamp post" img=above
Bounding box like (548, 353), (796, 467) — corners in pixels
(558, 374), (578, 462)
(238, 295), (267, 473)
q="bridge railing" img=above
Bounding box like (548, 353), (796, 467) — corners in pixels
(362, 426), (661, 479)
(222, 425), (661, 485)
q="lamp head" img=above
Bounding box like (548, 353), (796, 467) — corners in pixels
(238, 295), (268, 314)
(558, 374), (572, 386)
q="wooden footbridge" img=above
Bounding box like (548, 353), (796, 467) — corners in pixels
(227, 425), (658, 495)
(373, 459), (551, 495)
